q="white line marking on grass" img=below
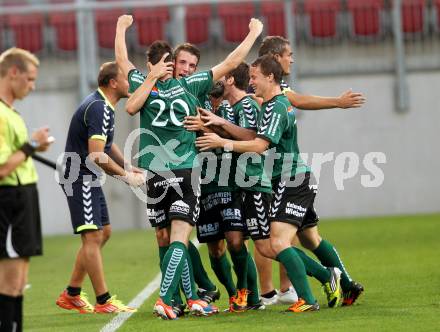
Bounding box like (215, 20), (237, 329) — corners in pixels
(100, 238), (200, 332)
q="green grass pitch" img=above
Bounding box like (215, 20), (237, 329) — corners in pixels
(25, 214), (440, 331)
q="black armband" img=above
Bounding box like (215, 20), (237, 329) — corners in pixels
(20, 142), (36, 158)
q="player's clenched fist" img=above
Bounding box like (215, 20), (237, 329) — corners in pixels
(119, 171), (146, 187)
(117, 15), (133, 29)
(249, 18), (263, 36)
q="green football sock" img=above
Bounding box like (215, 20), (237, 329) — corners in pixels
(313, 239), (352, 291)
(181, 249), (199, 300)
(246, 254), (260, 305)
(188, 241), (216, 291)
(209, 253), (236, 297)
(293, 247), (330, 284)
(277, 247), (316, 304)
(230, 244), (249, 290)
(159, 241), (186, 305)
(159, 245), (183, 304)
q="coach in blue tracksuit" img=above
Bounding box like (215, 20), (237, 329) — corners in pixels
(56, 62), (144, 314)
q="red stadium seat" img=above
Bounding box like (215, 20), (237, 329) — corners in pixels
(8, 14), (45, 53)
(186, 5), (211, 45)
(218, 3), (255, 43)
(133, 7), (169, 47)
(95, 9), (125, 49)
(261, 1), (299, 37)
(347, 0), (384, 38)
(50, 12), (77, 51)
(304, 0), (342, 39)
(49, 0), (77, 51)
(0, 16), (5, 51)
(436, 0), (440, 31)
(3, 0), (44, 53)
(401, 0), (426, 34)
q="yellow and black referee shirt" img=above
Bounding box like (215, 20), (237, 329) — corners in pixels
(0, 99), (38, 186)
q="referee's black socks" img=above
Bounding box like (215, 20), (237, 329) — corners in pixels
(0, 293), (22, 332)
(14, 296), (23, 332)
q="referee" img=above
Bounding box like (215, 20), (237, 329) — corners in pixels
(0, 48), (53, 332)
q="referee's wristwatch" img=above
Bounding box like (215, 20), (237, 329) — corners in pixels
(29, 139), (40, 150)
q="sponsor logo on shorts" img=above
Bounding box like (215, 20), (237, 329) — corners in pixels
(285, 202), (307, 218)
(154, 177), (184, 188)
(147, 208), (166, 224)
(221, 208), (241, 221)
(246, 218), (258, 229)
(201, 192), (232, 210)
(198, 222), (220, 236)
(169, 200), (190, 215)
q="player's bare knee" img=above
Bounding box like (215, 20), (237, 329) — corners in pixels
(270, 237), (290, 255)
(101, 226), (112, 246)
(225, 236), (243, 252)
(82, 230), (103, 247)
(155, 228), (170, 247)
(207, 241), (225, 258)
(1, 278), (23, 296)
(298, 230), (322, 250)
(255, 241), (275, 259)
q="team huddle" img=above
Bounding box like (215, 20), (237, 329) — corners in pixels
(55, 15), (365, 320)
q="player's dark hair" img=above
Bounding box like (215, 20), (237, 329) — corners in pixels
(226, 62), (249, 91)
(174, 43), (201, 63)
(251, 55), (283, 84)
(147, 40), (173, 65)
(97, 61), (119, 87)
(209, 81), (225, 99)
(258, 36), (290, 57)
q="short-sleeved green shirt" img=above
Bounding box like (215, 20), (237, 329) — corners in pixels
(200, 101), (236, 194)
(233, 96), (272, 193)
(257, 94), (310, 179)
(128, 70), (214, 171)
(0, 100), (38, 186)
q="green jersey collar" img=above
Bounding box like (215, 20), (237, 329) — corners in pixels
(263, 93), (283, 106)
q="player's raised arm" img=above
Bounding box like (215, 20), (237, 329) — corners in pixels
(285, 88), (366, 110)
(211, 18), (263, 82)
(196, 133), (269, 154)
(125, 53), (173, 115)
(115, 15), (136, 79)
(198, 108), (256, 140)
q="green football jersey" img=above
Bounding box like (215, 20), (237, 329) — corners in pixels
(257, 94), (310, 179)
(200, 101), (236, 194)
(233, 96), (272, 193)
(199, 94), (214, 112)
(128, 69), (213, 171)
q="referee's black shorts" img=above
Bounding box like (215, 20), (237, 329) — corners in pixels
(0, 184), (43, 258)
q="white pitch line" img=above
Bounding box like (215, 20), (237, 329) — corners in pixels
(100, 238), (200, 332)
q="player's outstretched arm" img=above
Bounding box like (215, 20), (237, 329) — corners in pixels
(125, 54), (173, 115)
(199, 109), (256, 140)
(88, 139), (144, 186)
(211, 18), (263, 82)
(115, 15), (136, 79)
(285, 89), (366, 110)
(196, 133), (269, 154)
